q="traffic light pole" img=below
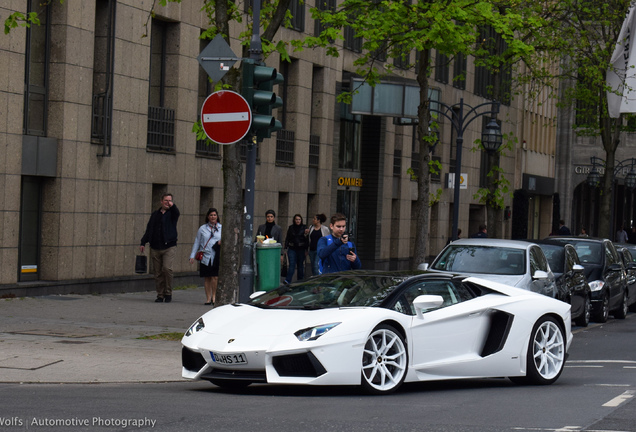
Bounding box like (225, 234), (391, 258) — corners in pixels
(238, 0), (263, 303)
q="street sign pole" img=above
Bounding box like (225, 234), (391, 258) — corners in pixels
(238, 0), (264, 303)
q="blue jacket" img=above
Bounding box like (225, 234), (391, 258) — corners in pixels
(317, 234), (361, 274)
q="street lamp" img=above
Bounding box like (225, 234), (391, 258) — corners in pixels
(430, 98), (502, 241)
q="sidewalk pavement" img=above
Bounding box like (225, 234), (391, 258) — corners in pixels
(0, 286), (212, 384)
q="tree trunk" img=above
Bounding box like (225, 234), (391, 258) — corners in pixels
(598, 117), (621, 238)
(411, 49), (432, 269)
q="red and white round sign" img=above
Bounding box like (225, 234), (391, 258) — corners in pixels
(200, 90), (252, 145)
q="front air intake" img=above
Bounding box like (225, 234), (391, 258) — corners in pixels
(272, 352), (327, 377)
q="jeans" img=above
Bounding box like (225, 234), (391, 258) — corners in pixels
(308, 250), (320, 276)
(285, 248), (305, 283)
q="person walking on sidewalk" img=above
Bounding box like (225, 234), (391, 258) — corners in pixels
(307, 213), (330, 276)
(317, 213), (361, 274)
(140, 193), (180, 303)
(189, 208), (222, 305)
(283, 214), (308, 284)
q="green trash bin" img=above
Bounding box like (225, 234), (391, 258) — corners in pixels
(255, 242), (282, 291)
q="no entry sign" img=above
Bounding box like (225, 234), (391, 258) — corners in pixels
(201, 90), (252, 145)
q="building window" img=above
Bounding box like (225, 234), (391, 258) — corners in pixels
(575, 72), (598, 128)
(288, 0), (305, 32)
(435, 51), (449, 84)
(393, 44), (410, 69)
(453, 52), (467, 90)
(393, 149), (402, 177)
(147, 19), (176, 152)
(309, 134), (320, 167)
(91, 0), (116, 156)
(339, 102), (362, 170)
(196, 37), (220, 158)
(276, 129), (295, 166)
(24, 0), (51, 136)
(314, 0), (336, 37)
(344, 12), (362, 53)
(474, 26), (512, 105)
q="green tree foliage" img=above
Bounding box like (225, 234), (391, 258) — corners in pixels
(294, 0), (535, 265)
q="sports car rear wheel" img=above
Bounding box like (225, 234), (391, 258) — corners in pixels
(360, 324), (408, 395)
(525, 316), (566, 385)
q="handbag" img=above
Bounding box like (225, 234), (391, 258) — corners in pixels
(135, 255), (147, 274)
(281, 255), (288, 277)
(195, 229), (214, 261)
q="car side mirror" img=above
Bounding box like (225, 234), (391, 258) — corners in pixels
(413, 294), (444, 319)
(418, 263), (429, 270)
(572, 264), (585, 273)
(607, 263), (623, 272)
(533, 270), (549, 280)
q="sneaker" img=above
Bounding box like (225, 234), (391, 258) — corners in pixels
(155, 297), (164, 303)
(164, 295), (172, 303)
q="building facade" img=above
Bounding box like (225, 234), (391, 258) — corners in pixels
(0, 0), (558, 296)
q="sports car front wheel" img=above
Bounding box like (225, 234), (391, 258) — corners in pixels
(525, 316), (566, 385)
(360, 324), (408, 395)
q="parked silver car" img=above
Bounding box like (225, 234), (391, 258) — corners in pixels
(423, 239), (558, 298)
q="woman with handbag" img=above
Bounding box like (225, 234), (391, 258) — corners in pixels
(283, 214), (308, 284)
(189, 208), (222, 305)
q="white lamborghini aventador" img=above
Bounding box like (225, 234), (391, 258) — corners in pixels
(182, 270), (572, 394)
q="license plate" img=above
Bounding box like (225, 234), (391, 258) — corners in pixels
(210, 352), (248, 365)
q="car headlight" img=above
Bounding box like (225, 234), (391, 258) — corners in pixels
(588, 280), (604, 292)
(185, 318), (205, 337)
(294, 323), (341, 341)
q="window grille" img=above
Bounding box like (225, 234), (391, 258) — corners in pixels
(309, 134), (320, 167)
(147, 106), (175, 152)
(276, 129), (295, 166)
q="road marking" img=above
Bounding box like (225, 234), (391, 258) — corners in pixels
(567, 360), (636, 364)
(565, 365), (603, 368)
(603, 390), (635, 407)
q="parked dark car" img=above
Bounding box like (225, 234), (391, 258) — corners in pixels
(533, 239), (591, 327)
(547, 237), (628, 322)
(616, 245), (636, 313)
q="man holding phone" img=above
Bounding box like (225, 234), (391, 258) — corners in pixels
(316, 213), (361, 274)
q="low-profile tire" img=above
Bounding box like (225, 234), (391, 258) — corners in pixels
(524, 316), (566, 385)
(574, 295), (591, 328)
(592, 292), (609, 323)
(613, 291), (628, 320)
(360, 324), (408, 395)
(209, 380), (252, 390)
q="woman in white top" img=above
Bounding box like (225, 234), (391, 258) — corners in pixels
(189, 208), (222, 305)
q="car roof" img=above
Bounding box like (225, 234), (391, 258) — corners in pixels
(545, 236), (610, 244)
(446, 238), (537, 250)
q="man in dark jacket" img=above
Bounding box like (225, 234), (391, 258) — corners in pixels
(140, 193), (180, 303)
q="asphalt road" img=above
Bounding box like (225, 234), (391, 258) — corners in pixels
(1, 313), (635, 432)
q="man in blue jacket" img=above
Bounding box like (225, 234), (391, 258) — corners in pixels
(140, 193), (180, 303)
(317, 213), (361, 274)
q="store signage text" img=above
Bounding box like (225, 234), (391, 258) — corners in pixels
(338, 177), (363, 187)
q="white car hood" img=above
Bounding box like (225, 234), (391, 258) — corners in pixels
(196, 304), (375, 338)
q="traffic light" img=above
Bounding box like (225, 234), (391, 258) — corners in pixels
(241, 59), (284, 141)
